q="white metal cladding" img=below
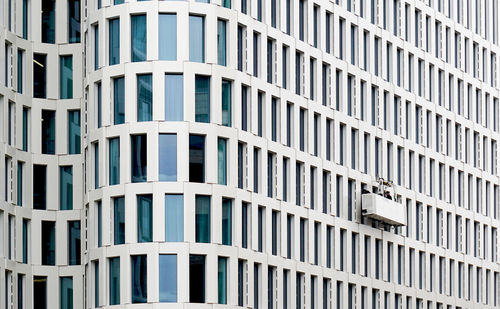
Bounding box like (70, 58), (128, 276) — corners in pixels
(0, 0), (500, 308)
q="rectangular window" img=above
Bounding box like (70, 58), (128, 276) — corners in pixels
(242, 202), (249, 248)
(41, 110), (55, 154)
(195, 195), (211, 243)
(222, 198), (232, 245)
(221, 80), (231, 126)
(195, 75), (210, 122)
(131, 15), (146, 62)
(242, 86), (250, 131)
(109, 137), (120, 185)
(218, 138), (228, 185)
(165, 195), (183, 242)
(22, 0), (28, 39)
(109, 257), (120, 305)
(59, 166), (73, 210)
(68, 110), (80, 154)
(131, 255), (147, 303)
(258, 207), (264, 252)
(68, 0), (80, 42)
(190, 255), (206, 303)
(33, 277), (47, 309)
(113, 76), (125, 124)
(22, 107), (28, 151)
(271, 97), (279, 142)
(68, 221), (80, 265)
(109, 18), (120, 65)
(33, 53), (46, 98)
(253, 32), (260, 77)
(190, 16), (205, 62)
(159, 14), (177, 60)
(96, 201), (102, 247)
(96, 82), (102, 128)
(164, 74), (183, 121)
(60, 55), (73, 99)
(189, 135), (205, 182)
(113, 196), (125, 245)
(41, 0), (55, 43)
(218, 257), (228, 304)
(159, 134), (177, 181)
(60, 277), (73, 309)
(17, 49), (23, 93)
(137, 74), (152, 121)
(17, 162), (23, 206)
(217, 19), (227, 66)
(94, 25), (99, 70)
(131, 134), (147, 183)
(137, 195), (152, 242)
(159, 255), (177, 302)
(41, 221), (55, 265)
(33, 165), (46, 209)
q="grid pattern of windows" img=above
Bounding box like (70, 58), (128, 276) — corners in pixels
(1, 0), (500, 308)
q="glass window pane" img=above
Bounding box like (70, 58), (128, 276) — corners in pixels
(113, 77), (125, 124)
(131, 255), (147, 303)
(94, 143), (99, 189)
(60, 277), (73, 309)
(17, 162), (23, 206)
(159, 134), (177, 181)
(41, 110), (55, 154)
(96, 201), (102, 247)
(159, 255), (177, 302)
(131, 134), (147, 182)
(22, 219), (28, 263)
(195, 195), (211, 243)
(165, 195), (183, 242)
(96, 82), (102, 128)
(109, 137), (120, 185)
(189, 135), (205, 182)
(165, 74), (183, 121)
(195, 75), (210, 122)
(137, 195), (152, 242)
(94, 262), (99, 307)
(137, 74), (152, 121)
(17, 50), (23, 93)
(33, 54), (46, 98)
(33, 165), (46, 209)
(109, 257), (120, 305)
(131, 15), (147, 62)
(60, 166), (73, 210)
(218, 138), (227, 185)
(22, 107), (28, 151)
(218, 257), (227, 304)
(68, 0), (80, 43)
(217, 20), (226, 66)
(189, 255), (206, 303)
(159, 14), (177, 60)
(94, 26), (99, 70)
(109, 18), (120, 65)
(222, 198), (232, 245)
(41, 0), (55, 43)
(68, 221), (81, 265)
(68, 110), (81, 154)
(221, 80), (231, 126)
(189, 16), (205, 62)
(34, 277), (47, 309)
(41, 221), (55, 265)
(113, 197), (125, 245)
(22, 0), (28, 39)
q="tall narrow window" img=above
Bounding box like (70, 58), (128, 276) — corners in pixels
(68, 0), (80, 42)
(33, 165), (46, 209)
(96, 201), (102, 247)
(22, 107), (28, 151)
(94, 25), (99, 70)
(68, 221), (80, 265)
(113, 196), (125, 245)
(109, 257), (120, 305)
(159, 14), (177, 60)
(131, 15), (146, 62)
(217, 20), (227, 66)
(22, 0), (28, 39)
(195, 75), (210, 122)
(68, 110), (80, 154)
(131, 134), (147, 182)
(113, 77), (125, 124)
(189, 135), (205, 182)
(218, 257), (228, 304)
(218, 138), (228, 185)
(159, 255), (177, 302)
(221, 80), (231, 126)
(222, 198), (232, 245)
(189, 255), (206, 303)
(165, 195), (183, 242)
(195, 195), (211, 243)
(96, 82), (102, 128)
(33, 277), (47, 309)
(109, 137), (120, 185)
(242, 86), (250, 131)
(41, 221), (55, 265)
(190, 16), (205, 62)
(59, 166), (73, 210)
(41, 110), (55, 154)
(109, 18), (120, 65)
(137, 74), (152, 121)
(60, 277), (73, 309)
(159, 134), (177, 181)
(17, 162), (23, 206)
(137, 195), (152, 242)
(17, 49), (23, 93)
(41, 0), (55, 43)
(33, 53), (46, 98)
(164, 74), (183, 121)
(131, 255), (147, 303)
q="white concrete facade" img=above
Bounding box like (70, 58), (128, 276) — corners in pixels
(1, 0), (500, 308)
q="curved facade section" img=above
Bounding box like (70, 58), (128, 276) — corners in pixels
(2, 0), (500, 308)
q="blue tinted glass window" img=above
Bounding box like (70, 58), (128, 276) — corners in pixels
(131, 134), (147, 182)
(218, 257), (227, 304)
(96, 201), (102, 247)
(60, 55), (73, 99)
(94, 26), (99, 70)
(189, 16), (205, 62)
(109, 18), (120, 65)
(217, 20), (227, 66)
(195, 75), (210, 122)
(221, 80), (231, 126)
(159, 14), (177, 60)
(41, 110), (55, 154)
(94, 143), (99, 189)
(195, 195), (210, 243)
(22, 0), (28, 39)
(60, 277), (73, 309)
(218, 138), (227, 185)
(68, 110), (81, 154)
(17, 50), (23, 93)
(41, 0), (55, 43)
(96, 82), (102, 128)
(22, 219), (28, 263)
(132, 255), (147, 303)
(165, 195), (183, 242)
(68, 221), (81, 265)
(131, 15), (146, 62)
(113, 197), (125, 245)
(159, 134), (177, 181)
(159, 255), (177, 302)
(109, 257), (120, 305)
(137, 74), (152, 121)
(109, 137), (120, 185)
(60, 166), (73, 210)
(137, 195), (152, 242)
(222, 198), (232, 245)
(113, 77), (125, 124)
(165, 74), (183, 121)
(17, 162), (23, 206)
(22, 107), (28, 151)
(68, 0), (80, 43)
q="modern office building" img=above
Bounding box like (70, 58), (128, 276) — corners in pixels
(1, 0), (500, 308)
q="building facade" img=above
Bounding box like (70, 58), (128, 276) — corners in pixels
(1, 0), (500, 308)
